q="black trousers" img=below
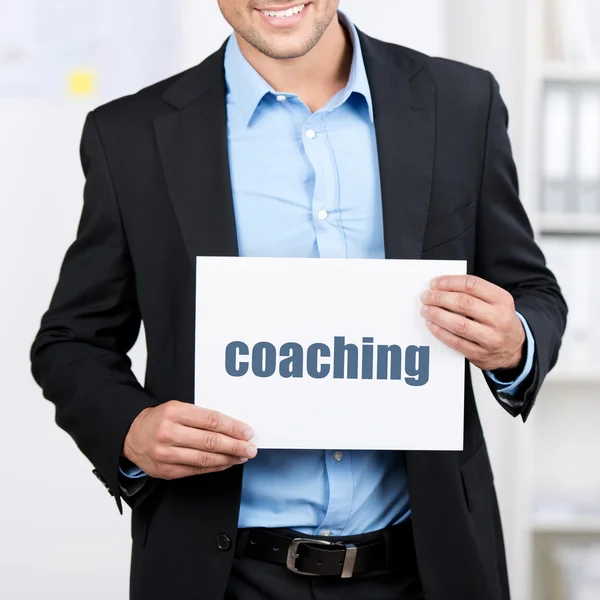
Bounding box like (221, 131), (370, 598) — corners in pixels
(225, 526), (425, 600)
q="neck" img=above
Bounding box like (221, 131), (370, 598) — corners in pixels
(235, 14), (353, 112)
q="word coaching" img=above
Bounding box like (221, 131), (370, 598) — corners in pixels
(225, 336), (430, 386)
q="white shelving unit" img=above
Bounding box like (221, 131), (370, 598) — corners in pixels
(538, 213), (600, 234)
(532, 516), (600, 535)
(542, 63), (600, 83)
(517, 1), (600, 598)
(445, 2), (600, 598)
(546, 372), (600, 385)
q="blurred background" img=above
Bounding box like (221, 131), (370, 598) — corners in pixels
(1, 1), (599, 598)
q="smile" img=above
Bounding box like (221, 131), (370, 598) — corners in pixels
(260, 4), (306, 18)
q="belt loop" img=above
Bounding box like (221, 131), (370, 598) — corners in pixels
(235, 529), (250, 559)
(381, 527), (394, 571)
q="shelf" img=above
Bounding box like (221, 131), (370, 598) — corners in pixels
(537, 213), (600, 235)
(542, 62), (600, 83)
(546, 372), (600, 385)
(532, 515), (600, 534)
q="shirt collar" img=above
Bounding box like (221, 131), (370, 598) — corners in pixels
(224, 11), (374, 126)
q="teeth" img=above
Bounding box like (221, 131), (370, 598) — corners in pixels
(261, 4), (305, 18)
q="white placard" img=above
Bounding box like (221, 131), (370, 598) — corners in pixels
(195, 257), (466, 450)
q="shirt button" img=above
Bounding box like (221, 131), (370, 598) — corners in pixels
(333, 451), (343, 462)
(321, 530), (331, 537)
(276, 94), (287, 102)
(216, 533), (232, 551)
(305, 129), (316, 139)
(317, 210), (328, 220)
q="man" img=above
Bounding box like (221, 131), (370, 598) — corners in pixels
(30, 2), (567, 599)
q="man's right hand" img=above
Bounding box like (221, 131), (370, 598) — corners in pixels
(122, 401), (257, 480)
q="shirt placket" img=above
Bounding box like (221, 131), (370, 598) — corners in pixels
(302, 112), (347, 259)
(316, 450), (354, 536)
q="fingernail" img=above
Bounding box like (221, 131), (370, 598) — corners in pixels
(420, 290), (429, 301)
(238, 457), (248, 464)
(246, 444), (258, 458)
(243, 427), (255, 441)
(430, 277), (438, 288)
(420, 305), (427, 316)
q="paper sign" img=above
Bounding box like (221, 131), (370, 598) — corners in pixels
(195, 257), (466, 450)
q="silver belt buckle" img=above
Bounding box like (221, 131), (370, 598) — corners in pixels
(286, 538), (358, 578)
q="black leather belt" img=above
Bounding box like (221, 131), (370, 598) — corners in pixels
(236, 519), (417, 578)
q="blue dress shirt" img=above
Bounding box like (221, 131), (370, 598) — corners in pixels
(122, 13), (535, 536)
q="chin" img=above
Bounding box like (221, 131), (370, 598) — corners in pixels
(250, 29), (317, 59)
(263, 43), (313, 59)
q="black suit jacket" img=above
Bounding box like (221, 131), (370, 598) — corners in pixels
(31, 31), (567, 600)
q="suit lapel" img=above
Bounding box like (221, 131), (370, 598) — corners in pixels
(359, 31), (436, 260)
(154, 35), (436, 268)
(154, 47), (239, 272)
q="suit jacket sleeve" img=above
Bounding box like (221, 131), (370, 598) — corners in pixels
(30, 111), (160, 512)
(476, 73), (568, 421)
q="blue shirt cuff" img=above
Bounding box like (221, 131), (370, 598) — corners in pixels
(118, 458), (147, 479)
(485, 312), (535, 396)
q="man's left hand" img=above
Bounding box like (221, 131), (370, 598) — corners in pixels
(420, 275), (525, 371)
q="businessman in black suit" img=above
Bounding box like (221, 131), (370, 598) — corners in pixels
(31, 2), (567, 599)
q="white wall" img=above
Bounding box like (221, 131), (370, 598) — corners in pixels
(0, 2), (446, 599)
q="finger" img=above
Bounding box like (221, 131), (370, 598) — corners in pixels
(421, 304), (493, 345)
(158, 464), (233, 481)
(161, 447), (251, 470)
(424, 320), (485, 363)
(176, 404), (254, 441)
(173, 424), (258, 458)
(430, 275), (506, 305)
(420, 290), (496, 325)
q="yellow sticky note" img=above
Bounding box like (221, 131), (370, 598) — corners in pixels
(69, 70), (96, 96)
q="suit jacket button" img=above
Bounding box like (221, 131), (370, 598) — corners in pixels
(216, 533), (232, 551)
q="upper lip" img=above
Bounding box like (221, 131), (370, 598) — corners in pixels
(256, 2), (309, 11)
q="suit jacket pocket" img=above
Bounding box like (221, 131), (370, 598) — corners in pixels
(460, 440), (494, 512)
(422, 201), (475, 254)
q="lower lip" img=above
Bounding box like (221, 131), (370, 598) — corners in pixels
(256, 4), (310, 28)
